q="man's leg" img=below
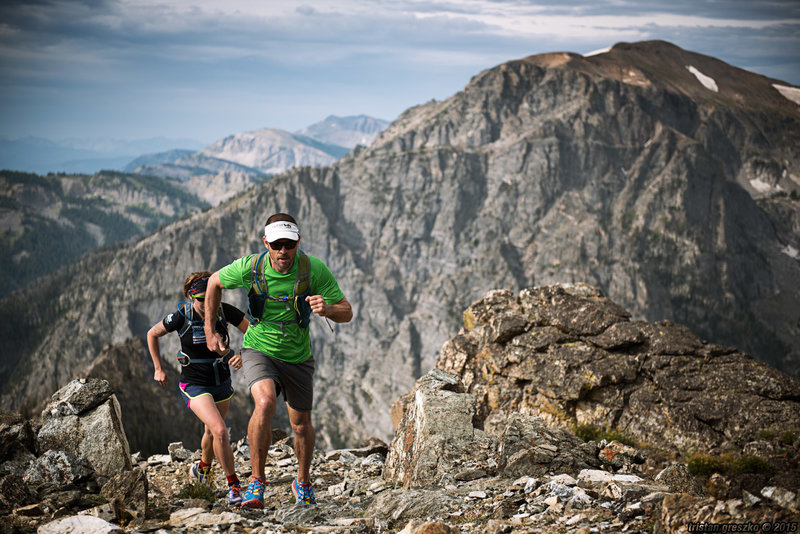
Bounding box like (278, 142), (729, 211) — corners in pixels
(248, 378), (278, 480)
(287, 405), (315, 484)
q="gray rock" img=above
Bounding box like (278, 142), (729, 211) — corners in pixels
(384, 369), (479, 487)
(366, 489), (462, 526)
(41, 379), (113, 419)
(169, 508), (244, 529)
(438, 285), (800, 454)
(38, 396), (132, 477)
(37, 515), (123, 534)
(659, 492), (798, 530)
(23, 449), (94, 486)
(0, 473), (37, 511)
(0, 443), (36, 476)
(761, 486), (799, 512)
(0, 412), (35, 461)
(167, 442), (192, 462)
(655, 463), (706, 497)
(498, 413), (599, 478)
(100, 467), (148, 520)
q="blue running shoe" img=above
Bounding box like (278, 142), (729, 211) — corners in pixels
(241, 477), (266, 508)
(292, 479), (316, 505)
(227, 482), (242, 505)
(190, 462), (211, 484)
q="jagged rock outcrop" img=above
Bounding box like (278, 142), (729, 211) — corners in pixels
(383, 369), (601, 487)
(0, 379), (148, 529)
(37, 378), (132, 476)
(437, 283), (800, 455)
(2, 40), (799, 452)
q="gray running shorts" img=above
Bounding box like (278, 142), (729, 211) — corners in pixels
(241, 348), (315, 412)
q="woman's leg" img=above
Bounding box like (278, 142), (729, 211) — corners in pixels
(188, 395), (237, 477)
(200, 423), (214, 465)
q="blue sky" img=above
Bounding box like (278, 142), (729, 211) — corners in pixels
(1, 0), (799, 145)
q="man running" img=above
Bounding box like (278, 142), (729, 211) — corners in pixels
(204, 212), (352, 508)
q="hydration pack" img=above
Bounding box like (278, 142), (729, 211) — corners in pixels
(175, 301), (231, 385)
(247, 251), (312, 335)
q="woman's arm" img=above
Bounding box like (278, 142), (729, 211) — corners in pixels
(146, 322), (169, 386)
(236, 316), (250, 334)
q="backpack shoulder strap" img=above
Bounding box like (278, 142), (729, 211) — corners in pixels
(294, 252), (310, 297)
(250, 251), (269, 296)
(177, 301), (193, 337)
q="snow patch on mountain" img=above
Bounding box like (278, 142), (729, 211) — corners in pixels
(773, 84), (800, 106)
(686, 65), (718, 92)
(584, 46), (611, 57)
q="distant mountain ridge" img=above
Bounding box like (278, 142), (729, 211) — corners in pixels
(122, 149), (195, 172)
(295, 115), (392, 148)
(0, 115), (389, 178)
(1, 41), (798, 454)
(198, 128), (349, 174)
(127, 115), (389, 204)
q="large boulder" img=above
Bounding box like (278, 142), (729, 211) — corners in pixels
(37, 378), (132, 476)
(384, 369), (602, 487)
(384, 369), (481, 487)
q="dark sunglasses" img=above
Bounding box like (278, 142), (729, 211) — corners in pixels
(191, 295), (205, 301)
(269, 240), (298, 250)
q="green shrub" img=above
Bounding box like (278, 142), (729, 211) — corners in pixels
(176, 481), (216, 502)
(779, 431), (796, 445)
(574, 423), (636, 447)
(575, 423), (601, 442)
(687, 453), (775, 478)
(756, 429), (777, 440)
(687, 454), (727, 477)
(730, 455), (776, 476)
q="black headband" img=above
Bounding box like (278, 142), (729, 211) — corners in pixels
(188, 276), (209, 296)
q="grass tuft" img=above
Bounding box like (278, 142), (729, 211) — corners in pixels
(176, 481), (216, 502)
(574, 423), (637, 447)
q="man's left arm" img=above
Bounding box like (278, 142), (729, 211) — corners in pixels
(306, 295), (353, 323)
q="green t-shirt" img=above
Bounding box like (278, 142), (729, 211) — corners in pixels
(218, 252), (345, 363)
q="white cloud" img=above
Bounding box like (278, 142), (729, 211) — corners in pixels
(1, 0), (799, 141)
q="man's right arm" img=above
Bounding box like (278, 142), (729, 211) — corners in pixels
(204, 271), (227, 354)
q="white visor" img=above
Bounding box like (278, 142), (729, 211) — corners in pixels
(265, 221), (300, 242)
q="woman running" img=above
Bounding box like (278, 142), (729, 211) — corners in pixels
(146, 270), (249, 505)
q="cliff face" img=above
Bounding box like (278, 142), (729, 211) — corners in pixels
(1, 40), (799, 450)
